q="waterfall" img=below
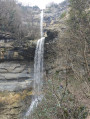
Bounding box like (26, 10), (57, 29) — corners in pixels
(34, 37), (45, 98)
(24, 10), (45, 119)
(40, 10), (43, 38)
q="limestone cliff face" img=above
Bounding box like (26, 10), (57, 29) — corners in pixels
(0, 1), (68, 62)
(0, 1), (69, 119)
(0, 31), (21, 61)
(0, 31), (36, 61)
(0, 61), (34, 119)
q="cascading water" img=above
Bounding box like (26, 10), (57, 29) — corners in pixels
(24, 10), (45, 119)
(40, 10), (43, 38)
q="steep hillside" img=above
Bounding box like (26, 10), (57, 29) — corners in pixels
(44, 0), (68, 30)
(29, 1), (90, 119)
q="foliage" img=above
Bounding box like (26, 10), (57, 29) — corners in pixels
(27, 0), (90, 118)
(0, 0), (21, 38)
(60, 11), (67, 19)
(29, 0), (90, 119)
(0, 0), (40, 40)
(68, 0), (90, 34)
(66, 0), (90, 77)
(28, 73), (88, 119)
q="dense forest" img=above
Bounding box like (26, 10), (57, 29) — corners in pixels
(0, 0), (90, 119)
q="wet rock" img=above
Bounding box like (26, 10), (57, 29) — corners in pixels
(45, 30), (58, 42)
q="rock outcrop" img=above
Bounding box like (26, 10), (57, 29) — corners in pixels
(0, 61), (34, 91)
(0, 89), (32, 119)
(43, 0), (68, 28)
(0, 61), (34, 119)
(0, 32), (37, 61)
(0, 31), (15, 40)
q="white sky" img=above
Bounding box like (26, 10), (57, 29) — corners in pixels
(17, 0), (65, 9)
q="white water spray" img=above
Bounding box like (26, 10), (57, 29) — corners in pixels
(24, 10), (45, 119)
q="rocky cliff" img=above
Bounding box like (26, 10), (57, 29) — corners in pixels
(0, 1), (71, 119)
(43, 0), (68, 29)
(0, 0), (68, 62)
(0, 61), (34, 119)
